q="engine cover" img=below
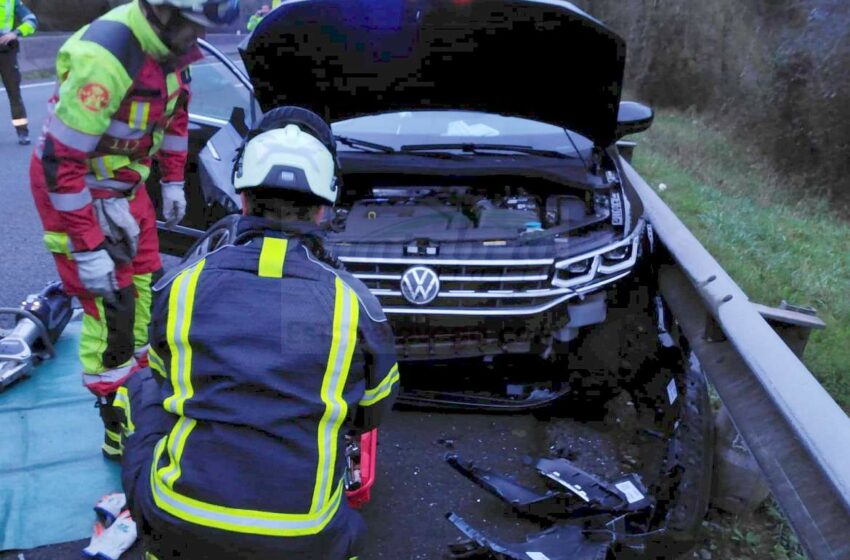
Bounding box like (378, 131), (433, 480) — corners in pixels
(345, 201), (472, 239)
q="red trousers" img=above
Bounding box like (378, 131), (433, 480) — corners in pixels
(31, 157), (162, 457)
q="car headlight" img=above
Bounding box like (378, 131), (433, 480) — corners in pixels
(602, 246), (629, 262)
(566, 259), (593, 274)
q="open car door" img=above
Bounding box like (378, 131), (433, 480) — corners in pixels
(151, 39), (257, 256)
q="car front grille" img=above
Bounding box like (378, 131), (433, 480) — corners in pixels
(339, 256), (579, 315)
(335, 221), (644, 316)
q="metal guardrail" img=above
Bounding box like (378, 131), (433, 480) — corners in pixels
(622, 160), (850, 560)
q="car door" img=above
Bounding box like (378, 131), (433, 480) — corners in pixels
(151, 39), (258, 256)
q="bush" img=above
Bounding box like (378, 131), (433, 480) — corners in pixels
(576, 0), (850, 213)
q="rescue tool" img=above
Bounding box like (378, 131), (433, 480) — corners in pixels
(0, 282), (73, 390)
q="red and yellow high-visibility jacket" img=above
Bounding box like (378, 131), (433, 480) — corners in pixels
(33, 0), (201, 252)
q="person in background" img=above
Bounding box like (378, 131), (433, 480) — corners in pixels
(246, 0), (281, 31)
(0, 0), (37, 145)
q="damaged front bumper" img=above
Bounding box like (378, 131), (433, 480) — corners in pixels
(443, 363), (714, 559)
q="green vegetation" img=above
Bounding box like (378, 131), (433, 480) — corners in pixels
(633, 110), (850, 412)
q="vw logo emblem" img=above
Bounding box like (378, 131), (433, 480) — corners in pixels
(400, 266), (440, 305)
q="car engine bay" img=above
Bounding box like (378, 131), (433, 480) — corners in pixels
(328, 182), (625, 243)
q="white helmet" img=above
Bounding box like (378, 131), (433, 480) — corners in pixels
(145, 0), (240, 27)
(234, 106), (339, 206)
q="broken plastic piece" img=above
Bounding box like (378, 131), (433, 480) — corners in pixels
(445, 454), (567, 519)
(446, 513), (610, 560)
(536, 458), (653, 514)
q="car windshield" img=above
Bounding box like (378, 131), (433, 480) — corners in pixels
(331, 111), (594, 157)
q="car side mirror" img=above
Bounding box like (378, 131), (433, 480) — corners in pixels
(229, 107), (249, 138)
(615, 101), (654, 140)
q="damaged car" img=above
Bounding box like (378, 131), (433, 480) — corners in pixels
(146, 0), (715, 556)
(153, 0), (657, 406)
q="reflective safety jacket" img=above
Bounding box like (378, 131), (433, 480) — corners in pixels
(33, 0), (199, 252)
(0, 0), (37, 37)
(246, 0), (282, 31)
(145, 217), (399, 537)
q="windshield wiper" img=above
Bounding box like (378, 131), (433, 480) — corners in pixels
(399, 143), (571, 159)
(335, 135), (396, 153)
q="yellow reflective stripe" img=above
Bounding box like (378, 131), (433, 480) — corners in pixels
(150, 438), (344, 536)
(106, 429), (122, 443)
(80, 298), (110, 374)
(163, 260), (206, 416)
(133, 273), (153, 350)
(165, 73), (180, 114)
(360, 363), (400, 407)
(148, 346), (166, 378)
(157, 416), (197, 489)
(258, 237), (288, 278)
(129, 101), (151, 130)
(312, 278), (359, 511)
(43, 231), (74, 258)
(103, 443), (122, 456)
(91, 157), (112, 180)
(114, 386), (135, 436)
(149, 129), (164, 155)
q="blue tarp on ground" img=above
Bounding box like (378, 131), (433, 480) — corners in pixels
(0, 316), (122, 551)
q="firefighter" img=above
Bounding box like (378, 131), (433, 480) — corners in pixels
(29, 0), (239, 460)
(0, 0), (37, 145)
(246, 0), (281, 31)
(120, 106), (400, 559)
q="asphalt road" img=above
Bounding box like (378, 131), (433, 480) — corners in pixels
(0, 80), (56, 319)
(0, 81), (566, 559)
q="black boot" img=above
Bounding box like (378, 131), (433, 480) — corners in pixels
(17, 129), (29, 145)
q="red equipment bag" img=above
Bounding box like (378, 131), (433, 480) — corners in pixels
(345, 428), (377, 509)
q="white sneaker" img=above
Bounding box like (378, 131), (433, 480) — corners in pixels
(94, 493), (127, 527)
(92, 510), (138, 560)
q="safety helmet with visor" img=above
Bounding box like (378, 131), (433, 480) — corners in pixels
(234, 106), (340, 207)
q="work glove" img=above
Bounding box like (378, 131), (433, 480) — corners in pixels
(82, 510), (137, 560)
(74, 249), (119, 303)
(93, 198), (139, 265)
(94, 493), (127, 527)
(161, 181), (187, 228)
(82, 521), (107, 559)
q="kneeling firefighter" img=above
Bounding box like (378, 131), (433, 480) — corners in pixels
(120, 106), (400, 559)
(29, 0), (240, 459)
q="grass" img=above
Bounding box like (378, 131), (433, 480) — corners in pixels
(632, 110), (850, 412)
(631, 110), (850, 559)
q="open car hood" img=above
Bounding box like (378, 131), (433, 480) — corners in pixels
(242, 0), (626, 147)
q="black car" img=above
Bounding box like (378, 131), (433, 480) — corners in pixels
(155, 0), (654, 369)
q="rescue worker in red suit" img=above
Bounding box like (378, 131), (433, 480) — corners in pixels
(29, 0), (240, 459)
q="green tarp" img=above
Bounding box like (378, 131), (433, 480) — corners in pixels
(0, 316), (122, 551)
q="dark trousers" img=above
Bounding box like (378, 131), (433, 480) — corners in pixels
(121, 368), (367, 560)
(0, 45), (27, 134)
